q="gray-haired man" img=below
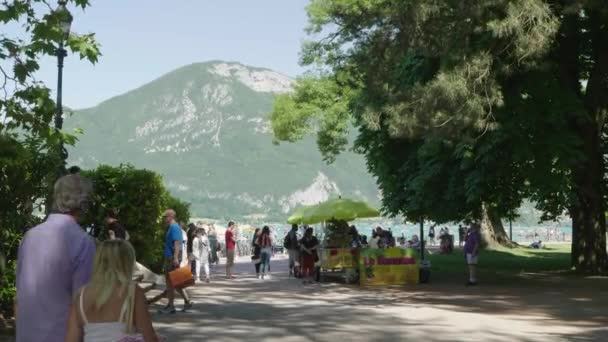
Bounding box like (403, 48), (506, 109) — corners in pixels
(16, 174), (96, 342)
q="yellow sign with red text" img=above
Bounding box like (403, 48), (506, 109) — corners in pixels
(359, 248), (419, 285)
(320, 248), (359, 269)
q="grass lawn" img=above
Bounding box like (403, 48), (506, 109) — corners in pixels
(426, 244), (573, 285)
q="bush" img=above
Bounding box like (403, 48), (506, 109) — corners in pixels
(0, 260), (16, 318)
(0, 135), (54, 318)
(164, 194), (191, 225)
(82, 164), (191, 273)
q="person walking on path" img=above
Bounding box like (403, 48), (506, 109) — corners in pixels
(258, 226), (273, 279)
(208, 224), (219, 265)
(225, 221), (237, 279)
(65, 240), (159, 342)
(428, 225), (436, 246)
(285, 224), (300, 276)
(179, 221), (189, 267)
(252, 228), (262, 278)
(16, 173), (96, 342)
(186, 223), (197, 275)
(192, 226), (211, 283)
(300, 227), (319, 285)
(159, 209), (193, 314)
(464, 224), (481, 286)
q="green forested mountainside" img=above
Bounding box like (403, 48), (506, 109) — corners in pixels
(65, 61), (379, 220)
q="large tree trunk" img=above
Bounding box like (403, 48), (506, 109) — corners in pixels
(480, 203), (514, 248)
(569, 123), (607, 273)
(567, 7), (608, 273)
(555, 9), (608, 273)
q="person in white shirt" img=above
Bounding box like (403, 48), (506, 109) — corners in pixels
(370, 229), (381, 249)
(179, 222), (188, 267)
(192, 226), (211, 283)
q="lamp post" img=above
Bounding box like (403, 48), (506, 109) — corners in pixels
(54, 0), (73, 175)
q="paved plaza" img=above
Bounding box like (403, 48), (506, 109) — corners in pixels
(150, 256), (608, 342)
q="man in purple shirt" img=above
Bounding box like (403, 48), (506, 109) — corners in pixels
(464, 223), (481, 286)
(16, 174), (96, 342)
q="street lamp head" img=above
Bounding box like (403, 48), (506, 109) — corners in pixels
(55, 0), (73, 41)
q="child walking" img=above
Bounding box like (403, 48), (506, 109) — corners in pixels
(65, 240), (160, 342)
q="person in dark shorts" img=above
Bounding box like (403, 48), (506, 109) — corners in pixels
(252, 228), (262, 278)
(428, 225), (436, 246)
(464, 223), (481, 286)
(187, 223), (198, 274)
(159, 209), (192, 314)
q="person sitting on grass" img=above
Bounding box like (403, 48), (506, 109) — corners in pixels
(530, 240), (544, 249)
(463, 224), (481, 286)
(407, 235), (421, 249)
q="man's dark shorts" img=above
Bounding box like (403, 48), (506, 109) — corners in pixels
(164, 252), (183, 273)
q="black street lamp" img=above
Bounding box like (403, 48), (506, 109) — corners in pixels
(54, 0), (73, 174)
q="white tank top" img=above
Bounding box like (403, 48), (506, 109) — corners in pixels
(79, 284), (134, 342)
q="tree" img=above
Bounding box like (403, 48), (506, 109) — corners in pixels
(0, 0), (101, 317)
(270, 0), (608, 271)
(82, 164), (191, 273)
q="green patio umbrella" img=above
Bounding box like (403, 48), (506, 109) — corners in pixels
(287, 197), (380, 224)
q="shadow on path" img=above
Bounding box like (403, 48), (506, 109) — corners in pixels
(150, 257), (608, 342)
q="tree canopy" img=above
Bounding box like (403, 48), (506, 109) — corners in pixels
(270, 0), (608, 272)
(0, 0), (101, 317)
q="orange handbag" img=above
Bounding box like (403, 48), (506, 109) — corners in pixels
(169, 265), (195, 289)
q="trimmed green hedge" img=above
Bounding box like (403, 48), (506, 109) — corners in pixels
(0, 163), (190, 318)
(82, 164), (191, 273)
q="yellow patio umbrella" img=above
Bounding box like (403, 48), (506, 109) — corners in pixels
(286, 204), (318, 225)
(287, 197), (380, 224)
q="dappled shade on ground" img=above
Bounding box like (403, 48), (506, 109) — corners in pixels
(150, 251), (607, 342)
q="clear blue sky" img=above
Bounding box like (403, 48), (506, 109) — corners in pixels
(35, 0), (310, 109)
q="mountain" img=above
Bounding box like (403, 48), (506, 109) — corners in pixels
(65, 61), (379, 221)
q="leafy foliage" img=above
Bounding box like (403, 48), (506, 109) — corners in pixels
(81, 164), (190, 273)
(0, 134), (58, 317)
(164, 194), (191, 225)
(1, 0), (101, 138)
(0, 0), (101, 317)
(271, 0), (608, 271)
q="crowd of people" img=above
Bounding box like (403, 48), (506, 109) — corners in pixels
(14, 173), (483, 341)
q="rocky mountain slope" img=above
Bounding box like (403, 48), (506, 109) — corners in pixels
(66, 61), (379, 220)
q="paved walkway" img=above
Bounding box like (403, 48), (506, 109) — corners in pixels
(150, 256), (608, 342)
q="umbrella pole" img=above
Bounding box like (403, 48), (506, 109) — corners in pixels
(419, 219), (425, 261)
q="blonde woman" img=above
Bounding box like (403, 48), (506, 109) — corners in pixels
(65, 240), (159, 342)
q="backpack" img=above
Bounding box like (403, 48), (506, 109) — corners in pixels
(283, 231), (297, 249)
(283, 234), (291, 249)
